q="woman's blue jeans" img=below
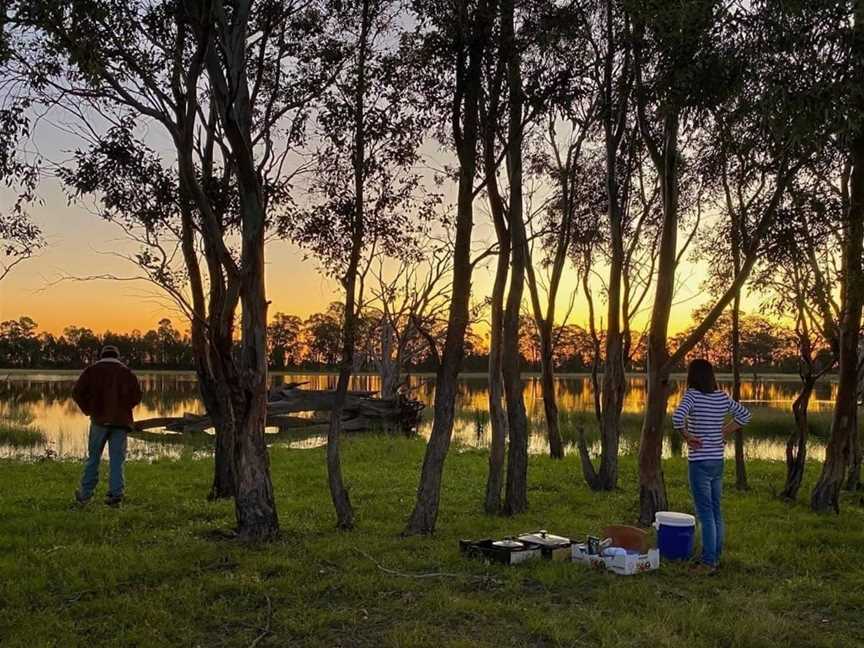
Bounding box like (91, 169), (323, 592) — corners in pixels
(79, 422), (128, 499)
(688, 459), (725, 566)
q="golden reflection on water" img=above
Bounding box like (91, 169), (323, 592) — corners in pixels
(0, 372), (835, 462)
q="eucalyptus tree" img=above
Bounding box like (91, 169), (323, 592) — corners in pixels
(752, 181), (839, 501)
(479, 0), (564, 514)
(576, 138), (663, 491)
(497, 0), (532, 516)
(284, 0), (431, 528)
(405, 0), (498, 534)
(576, 0), (633, 492)
(11, 0), (342, 538)
(477, 6), (510, 513)
(695, 100), (801, 492)
(810, 0), (864, 512)
(630, 0), (812, 523)
(522, 0), (600, 465)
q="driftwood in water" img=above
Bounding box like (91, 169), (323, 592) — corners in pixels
(133, 386), (424, 435)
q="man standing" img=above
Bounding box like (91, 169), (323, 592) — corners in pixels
(72, 345), (142, 506)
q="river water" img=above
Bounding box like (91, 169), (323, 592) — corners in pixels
(0, 371), (837, 461)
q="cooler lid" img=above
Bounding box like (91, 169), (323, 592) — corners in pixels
(655, 511), (696, 527)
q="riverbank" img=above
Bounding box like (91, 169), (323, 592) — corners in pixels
(2, 437), (862, 647)
(0, 366), (840, 381)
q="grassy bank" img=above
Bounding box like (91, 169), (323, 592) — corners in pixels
(1, 437), (862, 648)
(0, 405), (46, 447)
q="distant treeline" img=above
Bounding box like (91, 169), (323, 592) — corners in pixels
(1, 305), (828, 374)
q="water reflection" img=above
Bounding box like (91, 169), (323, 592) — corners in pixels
(0, 371), (835, 462)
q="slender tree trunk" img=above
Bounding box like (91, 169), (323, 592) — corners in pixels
(328, 291), (357, 528)
(578, 267), (603, 486)
(501, 0), (528, 515)
(579, 0), (628, 489)
(637, 114), (679, 526)
(177, 149), (237, 501)
(405, 0), (493, 534)
(782, 376), (814, 501)
(484, 234), (509, 513)
(731, 294), (748, 491)
(537, 322), (564, 459)
(730, 208), (748, 491)
(323, 0), (372, 530)
(596, 179), (625, 490)
(481, 47), (510, 514)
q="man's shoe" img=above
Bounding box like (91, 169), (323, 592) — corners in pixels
(74, 490), (91, 505)
(105, 493), (123, 507)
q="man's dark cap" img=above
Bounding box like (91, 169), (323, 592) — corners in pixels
(100, 345), (120, 359)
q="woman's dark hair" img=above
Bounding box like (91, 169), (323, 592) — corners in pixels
(687, 358), (718, 394)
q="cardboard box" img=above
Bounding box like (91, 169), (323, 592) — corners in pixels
(572, 543), (660, 576)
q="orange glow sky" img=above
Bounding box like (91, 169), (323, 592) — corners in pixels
(0, 174), (770, 337)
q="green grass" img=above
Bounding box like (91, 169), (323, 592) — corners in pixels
(1, 436), (862, 648)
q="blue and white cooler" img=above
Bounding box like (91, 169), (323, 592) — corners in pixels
(653, 511), (696, 561)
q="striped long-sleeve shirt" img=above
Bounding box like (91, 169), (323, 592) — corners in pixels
(672, 389), (752, 462)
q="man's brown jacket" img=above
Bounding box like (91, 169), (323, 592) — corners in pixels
(73, 359), (142, 428)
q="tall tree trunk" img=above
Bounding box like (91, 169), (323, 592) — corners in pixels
(501, 0), (528, 515)
(323, 0), (372, 530)
(730, 208), (748, 491)
(811, 4), (864, 510)
(782, 376), (814, 501)
(595, 158), (626, 489)
(481, 47), (510, 514)
(579, 0), (628, 489)
(233, 190), (279, 540)
(484, 230), (509, 513)
(199, 6), (279, 539)
(636, 114), (679, 526)
(177, 143), (237, 501)
(405, 0), (493, 534)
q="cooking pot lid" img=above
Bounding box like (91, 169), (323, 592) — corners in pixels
(492, 539), (524, 549)
(518, 531), (570, 546)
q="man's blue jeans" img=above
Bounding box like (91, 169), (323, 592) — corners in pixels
(688, 459), (725, 566)
(80, 422), (128, 499)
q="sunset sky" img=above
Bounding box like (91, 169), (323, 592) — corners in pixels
(0, 177), (765, 338)
(0, 118), (768, 338)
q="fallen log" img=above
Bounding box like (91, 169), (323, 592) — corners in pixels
(133, 387), (424, 435)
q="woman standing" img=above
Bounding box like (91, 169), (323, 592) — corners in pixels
(672, 359), (751, 573)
